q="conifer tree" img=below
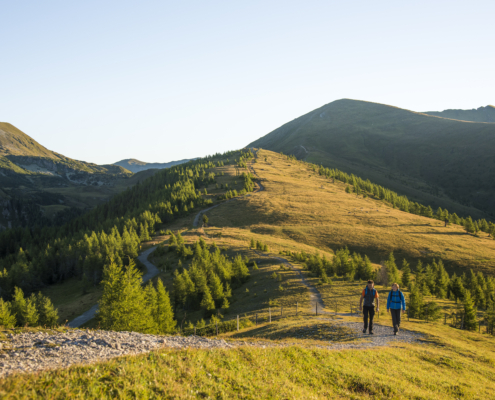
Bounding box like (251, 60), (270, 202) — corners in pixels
(250, 238), (255, 248)
(155, 278), (176, 334)
(451, 275), (465, 303)
(0, 298), (16, 328)
(408, 284), (424, 319)
(169, 233), (177, 246)
(401, 259), (411, 288)
(36, 292), (59, 327)
(385, 252), (400, 285)
(464, 217), (476, 234)
(463, 291), (478, 331)
(25, 294), (39, 327)
(200, 287), (215, 311)
(434, 260), (449, 299)
(252, 261), (259, 270)
(11, 287), (28, 326)
(202, 214), (208, 226)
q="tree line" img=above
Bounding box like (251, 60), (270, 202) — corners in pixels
(0, 150), (254, 302)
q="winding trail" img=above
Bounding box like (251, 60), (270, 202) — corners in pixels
(67, 246), (160, 328)
(69, 155), (263, 328)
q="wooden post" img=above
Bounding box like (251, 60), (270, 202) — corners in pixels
(237, 315), (239, 331)
(269, 307), (271, 323)
(296, 302), (298, 316)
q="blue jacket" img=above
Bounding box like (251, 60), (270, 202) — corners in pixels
(387, 290), (406, 310)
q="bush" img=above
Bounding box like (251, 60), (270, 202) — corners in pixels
(183, 317), (253, 336)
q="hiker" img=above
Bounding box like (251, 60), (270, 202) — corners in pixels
(387, 283), (406, 335)
(359, 280), (379, 334)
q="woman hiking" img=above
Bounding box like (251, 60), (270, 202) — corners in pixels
(387, 283), (406, 335)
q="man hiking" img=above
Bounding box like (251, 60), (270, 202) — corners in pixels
(387, 283), (406, 335)
(359, 280), (379, 334)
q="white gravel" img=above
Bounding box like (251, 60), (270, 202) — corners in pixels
(0, 329), (235, 378)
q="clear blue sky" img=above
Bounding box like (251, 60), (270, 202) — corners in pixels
(1, 1), (493, 165)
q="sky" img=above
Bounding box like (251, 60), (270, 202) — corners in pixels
(1, 1), (494, 165)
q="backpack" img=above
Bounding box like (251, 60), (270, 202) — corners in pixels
(388, 290), (404, 303)
(364, 287), (376, 297)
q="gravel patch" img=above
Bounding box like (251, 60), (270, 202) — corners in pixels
(318, 319), (427, 350)
(0, 330), (235, 378)
(0, 322), (427, 378)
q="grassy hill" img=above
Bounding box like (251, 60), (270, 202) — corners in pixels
(0, 122), (140, 228)
(425, 105), (495, 123)
(248, 99), (495, 219)
(3, 148), (495, 398)
(114, 158), (194, 173)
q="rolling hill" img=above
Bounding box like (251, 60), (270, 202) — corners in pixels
(0, 122), (135, 229)
(113, 157), (194, 173)
(248, 99), (495, 220)
(425, 105), (495, 123)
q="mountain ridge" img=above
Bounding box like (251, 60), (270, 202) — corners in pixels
(114, 157), (194, 173)
(248, 99), (495, 218)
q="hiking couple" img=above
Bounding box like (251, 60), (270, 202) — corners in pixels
(359, 280), (406, 335)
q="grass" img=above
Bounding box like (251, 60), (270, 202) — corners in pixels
(1, 318), (495, 399)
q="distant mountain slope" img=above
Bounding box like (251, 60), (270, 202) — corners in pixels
(424, 105), (495, 123)
(248, 99), (495, 218)
(0, 122), (133, 229)
(114, 158), (193, 173)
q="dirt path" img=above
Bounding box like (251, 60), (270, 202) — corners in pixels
(67, 246), (160, 328)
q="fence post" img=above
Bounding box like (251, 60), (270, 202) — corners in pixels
(237, 315), (239, 331)
(296, 302), (298, 316)
(256, 313), (258, 326)
(269, 307), (271, 323)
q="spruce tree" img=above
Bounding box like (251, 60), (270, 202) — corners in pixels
(434, 260), (449, 299)
(155, 278), (176, 334)
(464, 217), (476, 234)
(36, 292), (59, 327)
(25, 294), (39, 327)
(463, 291), (478, 331)
(200, 287), (215, 311)
(408, 284), (424, 319)
(11, 287), (28, 326)
(0, 298), (16, 328)
(385, 252), (400, 285)
(250, 238), (255, 248)
(401, 259), (411, 288)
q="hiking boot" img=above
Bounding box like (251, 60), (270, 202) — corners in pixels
(362, 329), (366, 334)
(394, 332), (397, 336)
(369, 331), (374, 335)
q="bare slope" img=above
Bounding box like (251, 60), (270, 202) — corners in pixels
(248, 99), (495, 218)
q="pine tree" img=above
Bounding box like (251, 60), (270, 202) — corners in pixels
(25, 294), (39, 327)
(463, 291), (478, 331)
(169, 233), (177, 246)
(408, 284), (424, 319)
(36, 292), (59, 327)
(464, 217), (476, 234)
(202, 214), (209, 226)
(250, 238), (255, 248)
(200, 287), (215, 311)
(11, 287), (28, 326)
(155, 278), (176, 334)
(345, 186), (351, 193)
(252, 261), (259, 270)
(385, 252), (400, 285)
(0, 298), (16, 328)
(97, 259), (123, 329)
(451, 275), (465, 303)
(434, 260), (449, 299)
(401, 259), (411, 288)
